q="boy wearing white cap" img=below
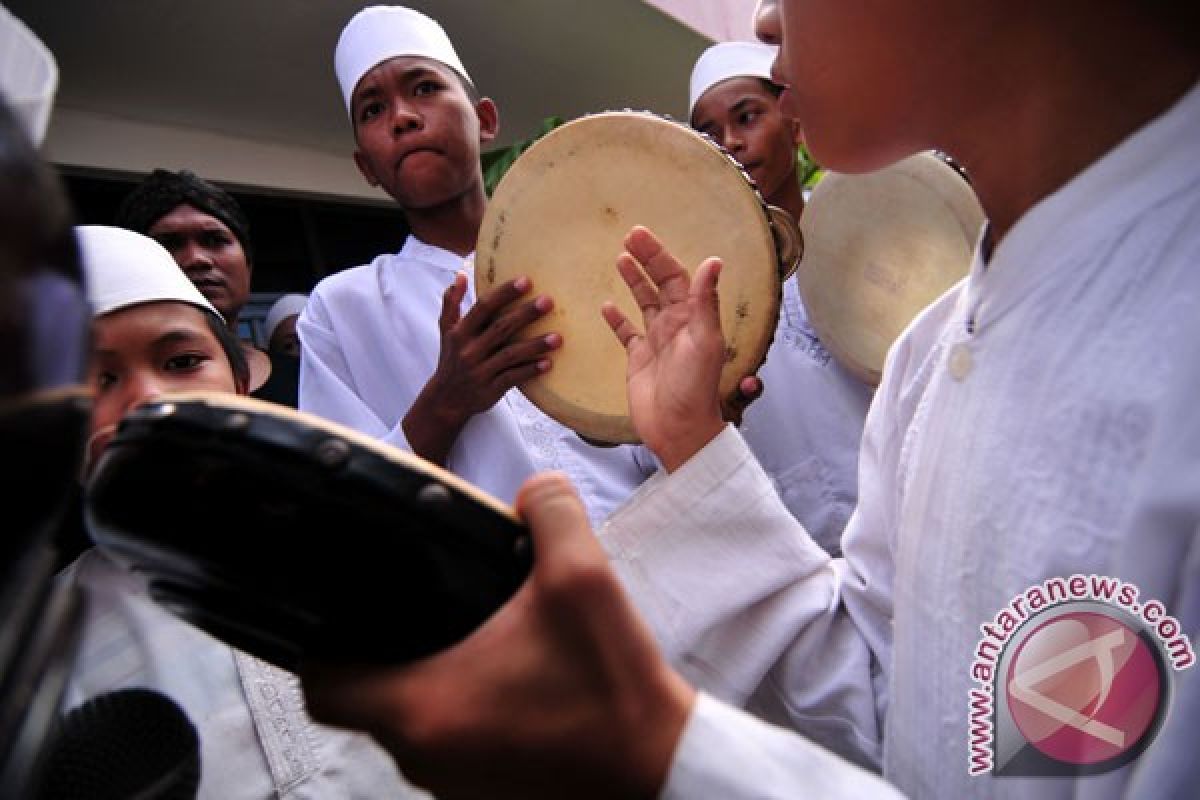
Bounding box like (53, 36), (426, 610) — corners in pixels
(264, 292), (307, 359)
(688, 41), (872, 553)
(63, 226), (428, 799)
(299, 5), (652, 523)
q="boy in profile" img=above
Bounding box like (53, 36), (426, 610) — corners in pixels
(299, 5), (652, 523)
(298, 1), (1200, 798)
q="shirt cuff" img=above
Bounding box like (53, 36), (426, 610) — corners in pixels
(661, 693), (901, 800)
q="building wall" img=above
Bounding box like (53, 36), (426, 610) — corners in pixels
(45, 106), (388, 203)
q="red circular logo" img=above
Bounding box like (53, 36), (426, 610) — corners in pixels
(1005, 611), (1163, 765)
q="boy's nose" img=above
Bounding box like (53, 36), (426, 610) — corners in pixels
(391, 104), (422, 134)
(723, 126), (746, 155)
(121, 373), (165, 416)
(754, 0), (781, 45)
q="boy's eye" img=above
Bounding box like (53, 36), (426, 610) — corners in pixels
(359, 100), (384, 124)
(96, 371), (117, 391)
(413, 79), (441, 97)
(165, 353), (207, 372)
(738, 110), (762, 126)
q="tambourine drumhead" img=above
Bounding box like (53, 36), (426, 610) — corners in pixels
(798, 152), (985, 386)
(477, 112), (786, 444)
(85, 391), (531, 671)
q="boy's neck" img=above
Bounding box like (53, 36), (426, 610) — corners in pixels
(405, 186), (488, 257)
(767, 172), (806, 224)
(944, 8), (1198, 246)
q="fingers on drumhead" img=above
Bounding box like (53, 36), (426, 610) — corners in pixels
(601, 302), (642, 349)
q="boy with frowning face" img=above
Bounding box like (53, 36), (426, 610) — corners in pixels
(298, 5), (654, 526)
(689, 42), (872, 554)
(295, 0), (1200, 798)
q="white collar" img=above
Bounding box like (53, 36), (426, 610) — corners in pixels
(399, 234), (473, 274)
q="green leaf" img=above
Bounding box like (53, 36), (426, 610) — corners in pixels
(482, 116), (566, 196)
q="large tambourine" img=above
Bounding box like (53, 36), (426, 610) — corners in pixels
(85, 392), (532, 671)
(477, 111), (801, 444)
(797, 152), (986, 385)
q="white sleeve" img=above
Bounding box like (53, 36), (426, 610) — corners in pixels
(600, 422), (891, 769)
(661, 693), (904, 799)
(297, 290), (412, 451)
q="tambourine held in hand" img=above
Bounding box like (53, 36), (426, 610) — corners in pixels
(477, 111), (800, 444)
(85, 392), (533, 671)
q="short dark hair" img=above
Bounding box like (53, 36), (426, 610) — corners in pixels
(114, 170), (252, 265)
(202, 310), (249, 394)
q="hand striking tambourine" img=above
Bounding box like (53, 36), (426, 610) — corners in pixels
(797, 152), (986, 385)
(477, 111), (801, 444)
(85, 392), (532, 671)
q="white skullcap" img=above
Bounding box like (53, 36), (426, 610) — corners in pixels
(0, 5), (58, 146)
(335, 5), (473, 114)
(688, 41), (778, 119)
(76, 225), (222, 321)
(263, 293), (308, 340)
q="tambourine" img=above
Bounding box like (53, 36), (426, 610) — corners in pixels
(85, 392), (532, 671)
(477, 111), (802, 444)
(797, 152), (986, 385)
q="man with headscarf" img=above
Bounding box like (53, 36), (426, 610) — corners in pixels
(114, 169), (279, 401)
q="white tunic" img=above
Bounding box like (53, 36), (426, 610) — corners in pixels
(741, 280), (873, 553)
(602, 80), (1200, 799)
(62, 549), (430, 799)
(297, 237), (652, 525)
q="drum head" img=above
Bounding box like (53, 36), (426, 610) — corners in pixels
(798, 152), (985, 385)
(85, 392), (532, 671)
(477, 112), (782, 444)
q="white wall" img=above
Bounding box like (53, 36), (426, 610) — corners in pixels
(644, 0), (761, 42)
(43, 106), (390, 203)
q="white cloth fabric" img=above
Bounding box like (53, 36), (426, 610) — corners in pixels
(602, 79), (1200, 798)
(61, 549), (430, 799)
(76, 225), (220, 320)
(298, 236), (654, 526)
(335, 5), (473, 112)
(688, 41), (777, 117)
(0, 4), (57, 146)
(741, 279), (873, 553)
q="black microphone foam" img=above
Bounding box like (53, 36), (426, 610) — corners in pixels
(34, 688), (200, 800)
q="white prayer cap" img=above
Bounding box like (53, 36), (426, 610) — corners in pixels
(76, 225), (222, 321)
(688, 41), (778, 119)
(0, 5), (59, 146)
(263, 293), (308, 340)
(335, 5), (473, 113)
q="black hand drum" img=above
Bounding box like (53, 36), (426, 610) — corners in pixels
(85, 392), (532, 671)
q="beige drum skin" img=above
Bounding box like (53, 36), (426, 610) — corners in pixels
(478, 112), (795, 444)
(796, 152), (985, 386)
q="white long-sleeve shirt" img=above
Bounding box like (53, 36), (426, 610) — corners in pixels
(62, 549), (430, 799)
(741, 280), (873, 553)
(602, 80), (1200, 799)
(297, 237), (653, 525)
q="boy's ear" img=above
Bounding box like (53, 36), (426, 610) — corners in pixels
(353, 149), (381, 188)
(475, 97), (500, 145)
(788, 116), (804, 147)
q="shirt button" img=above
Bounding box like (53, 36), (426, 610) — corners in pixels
(948, 343), (973, 381)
